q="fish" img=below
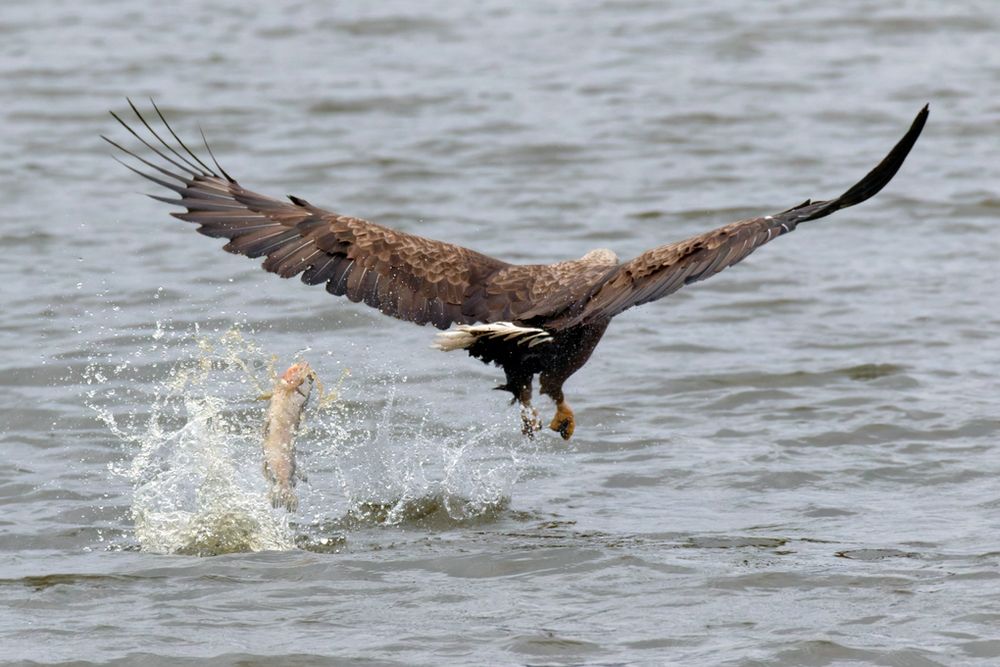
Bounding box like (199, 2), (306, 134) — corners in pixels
(262, 361), (314, 511)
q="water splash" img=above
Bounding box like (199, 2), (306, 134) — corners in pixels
(302, 374), (528, 530)
(91, 327), (299, 555)
(86, 324), (532, 555)
(131, 395), (295, 556)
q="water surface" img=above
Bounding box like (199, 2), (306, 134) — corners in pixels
(2, 1), (999, 664)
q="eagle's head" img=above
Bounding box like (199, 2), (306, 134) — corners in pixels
(580, 248), (619, 265)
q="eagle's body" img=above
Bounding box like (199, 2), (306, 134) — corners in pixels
(107, 102), (927, 439)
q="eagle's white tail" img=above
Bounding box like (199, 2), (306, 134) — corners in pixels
(431, 322), (553, 351)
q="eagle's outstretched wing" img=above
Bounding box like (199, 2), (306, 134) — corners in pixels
(106, 100), (522, 329)
(552, 105), (928, 328)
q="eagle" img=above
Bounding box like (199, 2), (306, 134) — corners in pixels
(107, 101), (927, 440)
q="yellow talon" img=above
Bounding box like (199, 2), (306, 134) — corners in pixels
(549, 402), (575, 440)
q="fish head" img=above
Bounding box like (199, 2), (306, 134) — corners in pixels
(281, 361), (315, 388)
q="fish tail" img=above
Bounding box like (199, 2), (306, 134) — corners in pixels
(269, 485), (299, 512)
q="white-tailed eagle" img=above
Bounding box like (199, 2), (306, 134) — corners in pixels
(106, 102), (927, 439)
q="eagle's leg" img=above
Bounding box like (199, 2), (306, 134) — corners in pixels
(519, 398), (542, 437)
(549, 397), (575, 441)
(513, 381), (541, 437)
(496, 370), (540, 437)
(537, 319), (609, 441)
(540, 383), (574, 441)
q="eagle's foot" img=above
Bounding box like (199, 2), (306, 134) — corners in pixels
(520, 405), (542, 437)
(549, 401), (575, 440)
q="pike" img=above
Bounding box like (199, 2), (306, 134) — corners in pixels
(262, 361), (314, 511)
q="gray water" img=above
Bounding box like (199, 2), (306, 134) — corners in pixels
(2, 1), (999, 664)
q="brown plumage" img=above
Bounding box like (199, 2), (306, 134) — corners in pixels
(107, 101), (928, 439)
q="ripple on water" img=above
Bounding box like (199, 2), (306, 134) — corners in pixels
(3, 1), (1000, 663)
